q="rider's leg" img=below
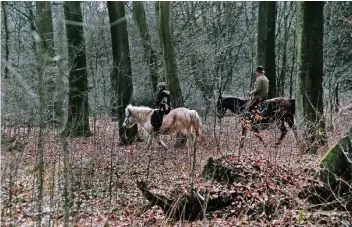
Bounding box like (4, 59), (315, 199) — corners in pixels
(153, 111), (164, 132)
(249, 98), (259, 113)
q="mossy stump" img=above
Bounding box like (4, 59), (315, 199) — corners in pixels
(300, 127), (352, 210)
(319, 127), (352, 184)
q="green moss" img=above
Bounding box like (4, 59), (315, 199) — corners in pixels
(321, 144), (336, 163)
(319, 132), (352, 183)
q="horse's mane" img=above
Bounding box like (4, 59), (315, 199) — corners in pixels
(126, 104), (153, 120)
(126, 104), (152, 114)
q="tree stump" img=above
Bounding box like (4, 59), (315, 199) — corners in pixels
(320, 127), (352, 184)
(299, 127), (352, 210)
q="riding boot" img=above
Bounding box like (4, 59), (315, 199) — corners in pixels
(153, 111), (165, 133)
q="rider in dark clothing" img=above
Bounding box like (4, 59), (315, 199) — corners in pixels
(151, 82), (171, 133)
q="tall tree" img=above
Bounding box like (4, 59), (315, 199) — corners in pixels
(277, 2), (295, 97)
(132, 1), (158, 94)
(2, 2), (9, 79)
(63, 1), (91, 137)
(34, 2), (50, 225)
(54, 3), (66, 128)
(36, 1), (63, 125)
(157, 1), (184, 108)
(295, 1), (325, 152)
(107, 1), (138, 145)
(157, 1), (186, 147)
(257, 1), (277, 98)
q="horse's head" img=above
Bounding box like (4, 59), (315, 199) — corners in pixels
(122, 105), (152, 128)
(122, 105), (137, 128)
(216, 95), (226, 119)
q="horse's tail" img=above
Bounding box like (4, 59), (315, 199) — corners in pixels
(190, 110), (202, 137)
(289, 99), (295, 115)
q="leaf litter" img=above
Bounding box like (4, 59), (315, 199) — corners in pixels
(1, 114), (352, 226)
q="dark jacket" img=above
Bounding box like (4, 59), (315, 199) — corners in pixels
(155, 89), (171, 113)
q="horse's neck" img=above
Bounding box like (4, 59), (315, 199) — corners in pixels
(227, 98), (239, 114)
(134, 107), (152, 123)
(232, 98), (247, 114)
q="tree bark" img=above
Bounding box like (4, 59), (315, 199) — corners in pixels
(1, 2), (9, 79)
(63, 1), (91, 137)
(132, 2), (158, 94)
(289, 29), (296, 99)
(277, 2), (294, 97)
(295, 1), (326, 152)
(54, 3), (66, 129)
(157, 1), (186, 147)
(157, 1), (184, 108)
(36, 1), (63, 125)
(34, 2), (48, 224)
(107, 1), (138, 145)
(257, 1), (277, 98)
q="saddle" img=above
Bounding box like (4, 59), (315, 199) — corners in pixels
(257, 100), (270, 116)
(150, 108), (172, 132)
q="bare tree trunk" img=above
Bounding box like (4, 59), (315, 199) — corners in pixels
(157, 1), (186, 147)
(157, 1), (184, 108)
(34, 16), (46, 227)
(2, 2), (10, 79)
(289, 30), (296, 99)
(54, 3), (66, 128)
(63, 1), (91, 137)
(107, 1), (138, 145)
(295, 1), (326, 153)
(278, 3), (294, 97)
(257, 1), (277, 98)
(36, 1), (64, 126)
(132, 1), (158, 94)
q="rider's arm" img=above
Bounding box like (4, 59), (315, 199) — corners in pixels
(249, 78), (263, 96)
(155, 91), (168, 107)
(155, 92), (163, 107)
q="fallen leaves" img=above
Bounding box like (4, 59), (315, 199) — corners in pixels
(1, 116), (351, 226)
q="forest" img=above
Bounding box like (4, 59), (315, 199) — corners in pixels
(1, 1), (352, 226)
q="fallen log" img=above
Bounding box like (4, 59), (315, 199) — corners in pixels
(137, 181), (233, 221)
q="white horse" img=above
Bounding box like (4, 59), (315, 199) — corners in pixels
(122, 104), (202, 150)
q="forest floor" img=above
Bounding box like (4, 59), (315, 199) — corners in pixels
(1, 110), (352, 226)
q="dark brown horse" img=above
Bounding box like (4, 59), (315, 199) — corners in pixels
(216, 95), (297, 148)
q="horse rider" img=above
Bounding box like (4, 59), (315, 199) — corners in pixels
(151, 82), (171, 133)
(248, 66), (269, 113)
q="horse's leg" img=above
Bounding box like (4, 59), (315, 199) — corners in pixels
(156, 134), (168, 150)
(146, 135), (153, 150)
(276, 121), (288, 146)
